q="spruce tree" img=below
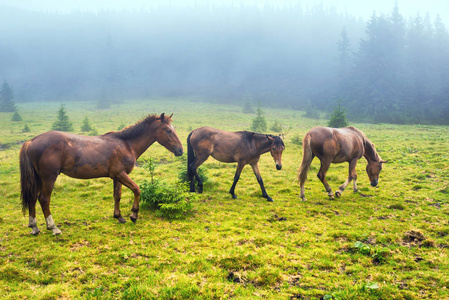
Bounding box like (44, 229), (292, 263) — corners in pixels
(328, 101), (349, 128)
(11, 111), (22, 121)
(81, 116), (93, 132)
(0, 81), (16, 112)
(251, 103), (267, 132)
(52, 105), (73, 132)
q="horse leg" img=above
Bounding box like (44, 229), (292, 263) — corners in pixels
(189, 152), (209, 193)
(28, 196), (40, 235)
(229, 162), (245, 199)
(250, 162), (273, 202)
(113, 179), (126, 223)
(336, 160), (358, 197)
(38, 176), (61, 235)
(117, 172), (140, 223)
(317, 160), (334, 199)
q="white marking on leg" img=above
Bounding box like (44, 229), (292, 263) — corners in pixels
(46, 215), (62, 235)
(353, 179), (358, 192)
(28, 216), (40, 235)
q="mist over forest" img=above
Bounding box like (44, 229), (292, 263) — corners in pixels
(1, 3), (448, 124)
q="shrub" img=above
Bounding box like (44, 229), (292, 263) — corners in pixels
(139, 157), (196, 219)
(291, 135), (302, 145)
(140, 180), (195, 219)
(22, 124), (30, 133)
(270, 121), (282, 133)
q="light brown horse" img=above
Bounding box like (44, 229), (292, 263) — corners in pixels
(298, 126), (386, 200)
(20, 113), (183, 235)
(187, 127), (285, 202)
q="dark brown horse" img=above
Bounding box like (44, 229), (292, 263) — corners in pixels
(298, 126), (386, 200)
(187, 127), (285, 202)
(20, 113), (183, 235)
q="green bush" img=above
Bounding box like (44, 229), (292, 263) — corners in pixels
(139, 157), (196, 219)
(140, 179), (195, 219)
(22, 124), (30, 133)
(270, 121), (282, 133)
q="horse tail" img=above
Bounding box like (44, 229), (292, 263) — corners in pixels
(298, 134), (313, 184)
(20, 141), (41, 214)
(187, 131), (195, 181)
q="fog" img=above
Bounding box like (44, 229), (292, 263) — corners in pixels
(1, 1), (448, 124)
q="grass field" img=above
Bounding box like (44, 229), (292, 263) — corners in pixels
(0, 99), (448, 299)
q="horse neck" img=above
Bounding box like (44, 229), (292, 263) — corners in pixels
(126, 123), (158, 159)
(363, 137), (379, 163)
(252, 134), (272, 154)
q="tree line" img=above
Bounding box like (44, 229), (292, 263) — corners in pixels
(0, 3), (447, 124)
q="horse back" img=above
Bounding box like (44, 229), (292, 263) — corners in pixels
(307, 127), (364, 163)
(25, 131), (134, 179)
(190, 127), (251, 163)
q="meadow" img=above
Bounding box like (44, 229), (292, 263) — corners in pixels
(0, 99), (448, 299)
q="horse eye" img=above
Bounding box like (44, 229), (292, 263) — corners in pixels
(167, 129), (172, 134)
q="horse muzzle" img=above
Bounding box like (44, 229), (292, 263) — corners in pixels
(370, 180), (378, 187)
(276, 164), (282, 170)
(174, 148), (183, 156)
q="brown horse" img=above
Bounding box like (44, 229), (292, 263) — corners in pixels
(187, 127), (285, 202)
(20, 113), (183, 235)
(298, 126), (386, 200)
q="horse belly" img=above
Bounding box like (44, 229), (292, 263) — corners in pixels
(61, 163), (109, 179)
(61, 146), (113, 179)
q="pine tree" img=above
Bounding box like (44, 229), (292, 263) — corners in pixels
(52, 105), (73, 132)
(0, 81), (16, 112)
(328, 101), (348, 128)
(81, 116), (93, 132)
(11, 111), (22, 121)
(251, 103), (267, 132)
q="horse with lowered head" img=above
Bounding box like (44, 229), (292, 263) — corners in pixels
(20, 113), (183, 235)
(187, 127), (285, 202)
(298, 126), (386, 200)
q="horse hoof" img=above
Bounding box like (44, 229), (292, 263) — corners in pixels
(335, 191), (341, 198)
(266, 198), (274, 202)
(231, 195), (237, 199)
(52, 228), (62, 235)
(31, 229), (40, 235)
(130, 216), (137, 223)
(118, 217), (126, 224)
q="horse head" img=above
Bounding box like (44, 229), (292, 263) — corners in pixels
(366, 159), (387, 187)
(267, 135), (285, 170)
(155, 113), (183, 156)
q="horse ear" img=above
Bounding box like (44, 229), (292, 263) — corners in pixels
(381, 160), (388, 163)
(160, 113), (165, 121)
(266, 135), (274, 141)
(169, 113), (173, 118)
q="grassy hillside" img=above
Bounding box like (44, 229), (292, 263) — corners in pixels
(0, 99), (448, 299)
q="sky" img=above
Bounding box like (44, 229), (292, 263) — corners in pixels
(1, 0), (448, 23)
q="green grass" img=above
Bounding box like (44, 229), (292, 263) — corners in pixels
(1, 99), (448, 299)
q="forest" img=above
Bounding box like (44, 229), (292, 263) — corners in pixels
(0, 3), (448, 124)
